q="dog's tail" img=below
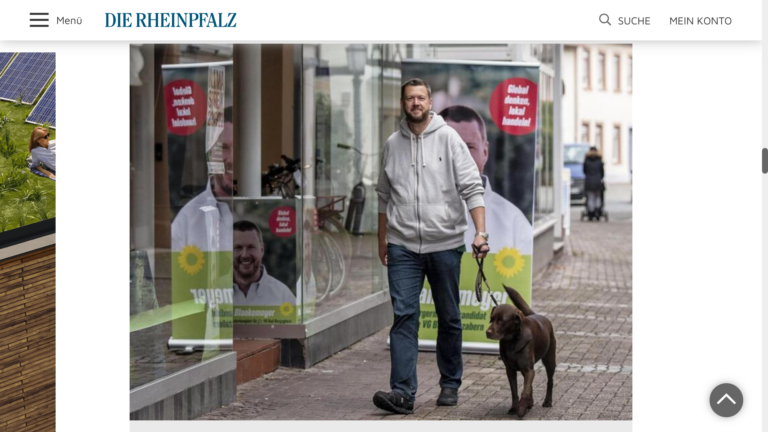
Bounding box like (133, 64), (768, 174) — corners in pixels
(503, 285), (534, 316)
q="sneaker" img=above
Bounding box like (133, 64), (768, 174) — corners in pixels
(436, 388), (458, 406)
(373, 391), (414, 414)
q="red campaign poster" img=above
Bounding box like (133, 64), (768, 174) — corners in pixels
(164, 78), (207, 136)
(489, 77), (538, 136)
(269, 206), (296, 238)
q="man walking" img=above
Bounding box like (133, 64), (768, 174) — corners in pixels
(373, 79), (489, 414)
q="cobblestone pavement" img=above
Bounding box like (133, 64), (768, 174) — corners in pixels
(200, 202), (632, 421)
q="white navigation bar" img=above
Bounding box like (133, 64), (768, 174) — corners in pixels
(0, 1), (761, 42)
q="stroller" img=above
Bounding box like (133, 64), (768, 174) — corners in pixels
(581, 187), (608, 222)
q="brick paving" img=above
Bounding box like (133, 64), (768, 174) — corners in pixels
(200, 203), (632, 421)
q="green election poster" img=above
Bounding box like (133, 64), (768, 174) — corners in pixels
(164, 61), (234, 350)
(402, 60), (539, 352)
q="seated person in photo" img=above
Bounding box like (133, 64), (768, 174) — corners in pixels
(28, 126), (56, 180)
(233, 220), (296, 307)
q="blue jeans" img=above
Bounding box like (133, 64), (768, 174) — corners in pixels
(387, 243), (463, 401)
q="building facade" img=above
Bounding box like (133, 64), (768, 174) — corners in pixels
(562, 44), (633, 184)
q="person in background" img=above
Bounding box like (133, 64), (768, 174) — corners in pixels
(583, 146), (605, 220)
(28, 127), (56, 180)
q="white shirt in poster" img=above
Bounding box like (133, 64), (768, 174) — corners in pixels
(464, 176), (533, 255)
(234, 266), (296, 306)
(171, 180), (233, 253)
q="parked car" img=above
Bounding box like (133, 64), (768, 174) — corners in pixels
(564, 143), (590, 201)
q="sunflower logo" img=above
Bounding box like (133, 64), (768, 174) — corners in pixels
(494, 247), (525, 278)
(280, 302), (295, 317)
(178, 245), (205, 276)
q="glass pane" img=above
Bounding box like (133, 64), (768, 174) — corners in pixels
(130, 44), (234, 390)
(302, 44), (389, 319)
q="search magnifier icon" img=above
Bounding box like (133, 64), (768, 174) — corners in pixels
(599, 13), (611, 25)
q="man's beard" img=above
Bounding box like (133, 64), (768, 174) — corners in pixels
(405, 108), (429, 124)
(212, 174), (234, 198)
(236, 259), (260, 279)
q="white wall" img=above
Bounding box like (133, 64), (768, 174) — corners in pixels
(563, 44), (633, 183)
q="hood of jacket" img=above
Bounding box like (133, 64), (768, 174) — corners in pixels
(399, 112), (448, 168)
(399, 112), (447, 138)
(585, 149), (602, 160)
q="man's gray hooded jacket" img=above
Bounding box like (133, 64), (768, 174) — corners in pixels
(376, 113), (484, 254)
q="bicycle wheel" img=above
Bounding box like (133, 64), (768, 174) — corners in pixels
(323, 216), (351, 295)
(312, 233), (335, 304)
(321, 231), (348, 298)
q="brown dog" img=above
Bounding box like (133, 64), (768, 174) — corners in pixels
(486, 285), (556, 418)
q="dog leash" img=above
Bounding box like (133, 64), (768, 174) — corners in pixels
(471, 242), (498, 307)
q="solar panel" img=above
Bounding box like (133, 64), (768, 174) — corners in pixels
(0, 53), (14, 76)
(26, 79), (55, 129)
(0, 53), (55, 104)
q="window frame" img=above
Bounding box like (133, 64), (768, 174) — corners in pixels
(612, 123), (622, 164)
(594, 122), (604, 151)
(581, 121), (591, 144)
(581, 47), (591, 90)
(597, 51), (606, 90)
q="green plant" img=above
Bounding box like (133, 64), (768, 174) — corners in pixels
(26, 180), (48, 202)
(24, 109), (31, 120)
(10, 151), (28, 169)
(42, 122), (51, 130)
(0, 109), (10, 129)
(0, 210), (10, 232)
(0, 180), (16, 197)
(12, 190), (33, 207)
(14, 204), (29, 227)
(13, 90), (26, 107)
(0, 167), (29, 189)
(0, 127), (13, 159)
(30, 201), (49, 221)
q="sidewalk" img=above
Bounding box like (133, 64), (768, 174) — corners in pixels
(200, 201), (633, 421)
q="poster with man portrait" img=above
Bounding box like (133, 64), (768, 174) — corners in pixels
(163, 61), (234, 349)
(232, 198), (303, 325)
(402, 60), (539, 352)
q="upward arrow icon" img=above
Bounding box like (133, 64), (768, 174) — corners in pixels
(717, 394), (736, 405)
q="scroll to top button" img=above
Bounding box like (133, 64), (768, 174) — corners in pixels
(709, 383), (743, 417)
